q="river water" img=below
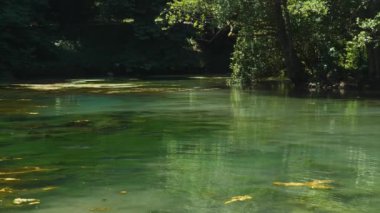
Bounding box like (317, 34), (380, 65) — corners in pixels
(0, 78), (380, 212)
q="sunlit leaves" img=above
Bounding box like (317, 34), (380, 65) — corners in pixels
(343, 31), (370, 70)
(342, 11), (380, 70)
(288, 0), (328, 18)
(358, 12), (380, 33)
(162, 0), (214, 30)
(122, 18), (135, 24)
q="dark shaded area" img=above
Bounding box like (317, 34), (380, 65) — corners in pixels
(0, 0), (232, 80)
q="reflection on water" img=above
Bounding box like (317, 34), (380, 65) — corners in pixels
(348, 146), (377, 188)
(0, 78), (380, 212)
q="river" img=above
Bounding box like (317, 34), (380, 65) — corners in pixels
(1, 78), (380, 212)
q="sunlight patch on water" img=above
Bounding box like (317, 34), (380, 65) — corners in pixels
(10, 79), (223, 96)
(189, 76), (228, 80)
(11, 79), (205, 94)
(14, 82), (143, 91)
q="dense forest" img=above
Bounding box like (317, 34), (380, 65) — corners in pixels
(1, 0), (380, 88)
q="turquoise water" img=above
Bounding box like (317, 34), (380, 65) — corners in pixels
(0, 78), (380, 212)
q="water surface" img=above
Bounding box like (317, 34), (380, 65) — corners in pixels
(1, 78), (380, 212)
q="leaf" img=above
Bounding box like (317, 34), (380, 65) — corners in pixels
(13, 198), (40, 205)
(224, 195), (252, 205)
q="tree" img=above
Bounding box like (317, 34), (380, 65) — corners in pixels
(273, 0), (307, 86)
(352, 1), (380, 86)
(162, 0), (310, 86)
(0, 0), (51, 79)
(1, 0), (205, 79)
(162, 0), (380, 88)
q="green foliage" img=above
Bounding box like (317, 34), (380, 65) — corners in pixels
(359, 12), (380, 33)
(162, 0), (276, 83)
(343, 12), (380, 70)
(343, 31), (369, 70)
(288, 0), (328, 17)
(160, 0), (213, 31)
(163, 0), (380, 86)
(2, 0), (380, 85)
(231, 30), (283, 84)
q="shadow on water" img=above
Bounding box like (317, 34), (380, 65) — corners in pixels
(246, 80), (380, 100)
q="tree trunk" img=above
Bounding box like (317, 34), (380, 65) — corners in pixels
(367, 0), (380, 86)
(368, 44), (380, 83)
(273, 0), (306, 87)
(368, 44), (375, 78)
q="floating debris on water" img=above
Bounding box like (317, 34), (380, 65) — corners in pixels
(66, 120), (92, 127)
(0, 157), (23, 162)
(42, 186), (58, 191)
(0, 178), (20, 182)
(273, 180), (334, 189)
(27, 112), (39, 115)
(0, 187), (13, 193)
(224, 195), (253, 205)
(119, 190), (128, 195)
(13, 198), (40, 205)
